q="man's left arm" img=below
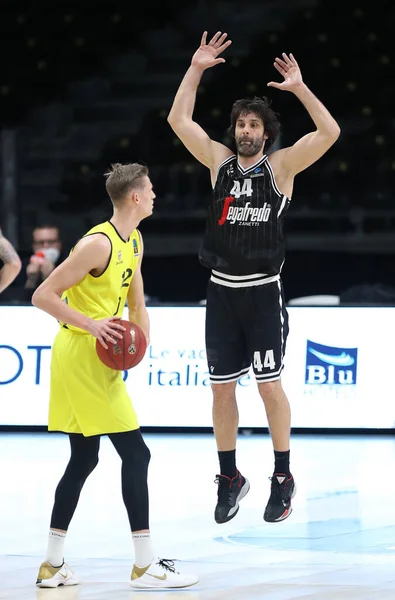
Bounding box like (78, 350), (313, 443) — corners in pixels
(268, 53), (340, 175)
(127, 232), (150, 344)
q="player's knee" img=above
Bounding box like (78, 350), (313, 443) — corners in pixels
(86, 453), (99, 474)
(143, 443), (151, 467)
(136, 439), (151, 467)
(212, 382), (237, 403)
(258, 379), (282, 398)
(82, 454), (99, 478)
(128, 436), (151, 468)
(70, 453), (99, 479)
(126, 442), (150, 480)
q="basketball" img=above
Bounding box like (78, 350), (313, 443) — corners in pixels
(96, 319), (147, 371)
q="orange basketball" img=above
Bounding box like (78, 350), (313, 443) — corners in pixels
(96, 319), (147, 371)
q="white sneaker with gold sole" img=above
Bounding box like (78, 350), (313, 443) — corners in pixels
(130, 558), (199, 589)
(36, 561), (79, 588)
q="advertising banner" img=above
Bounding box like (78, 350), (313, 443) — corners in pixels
(1, 306), (394, 429)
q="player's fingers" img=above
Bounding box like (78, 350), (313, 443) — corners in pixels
(216, 32), (228, 46)
(107, 325), (123, 339)
(98, 337), (108, 350)
(209, 31), (222, 45)
(282, 52), (293, 66)
(289, 52), (299, 67)
(273, 62), (286, 75)
(217, 39), (232, 54)
(275, 57), (288, 69)
(112, 331), (124, 339)
(108, 318), (127, 330)
(111, 330), (124, 339)
(201, 31), (207, 46)
(104, 332), (117, 344)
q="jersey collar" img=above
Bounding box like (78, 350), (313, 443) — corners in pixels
(237, 155), (267, 174)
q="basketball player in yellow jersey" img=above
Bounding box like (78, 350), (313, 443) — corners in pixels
(31, 163), (198, 590)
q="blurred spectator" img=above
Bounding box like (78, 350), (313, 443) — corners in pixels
(12, 225), (65, 295)
(25, 225), (63, 290)
(0, 227), (22, 294)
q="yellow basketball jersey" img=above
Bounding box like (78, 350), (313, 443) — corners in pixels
(61, 221), (140, 332)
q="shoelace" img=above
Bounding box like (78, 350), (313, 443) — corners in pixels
(268, 476), (291, 503)
(214, 475), (235, 504)
(157, 559), (177, 573)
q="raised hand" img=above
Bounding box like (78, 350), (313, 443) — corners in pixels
(267, 53), (303, 92)
(191, 31), (232, 71)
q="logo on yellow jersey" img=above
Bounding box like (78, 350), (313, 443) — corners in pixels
(133, 238), (139, 256)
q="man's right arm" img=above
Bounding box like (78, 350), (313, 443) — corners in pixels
(32, 235), (125, 347)
(0, 228), (22, 293)
(167, 31), (234, 182)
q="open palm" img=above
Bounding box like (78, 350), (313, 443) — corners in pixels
(267, 53), (303, 91)
(191, 31), (232, 71)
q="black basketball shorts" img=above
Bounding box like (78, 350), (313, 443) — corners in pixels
(205, 275), (289, 384)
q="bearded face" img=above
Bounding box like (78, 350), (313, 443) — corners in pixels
(235, 133), (266, 157)
(234, 113), (267, 158)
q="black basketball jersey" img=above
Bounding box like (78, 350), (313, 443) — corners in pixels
(199, 154), (291, 277)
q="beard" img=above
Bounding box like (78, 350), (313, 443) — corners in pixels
(236, 135), (265, 158)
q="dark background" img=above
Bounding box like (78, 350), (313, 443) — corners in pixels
(1, 0), (394, 303)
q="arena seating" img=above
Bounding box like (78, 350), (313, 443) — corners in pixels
(0, 0), (393, 254)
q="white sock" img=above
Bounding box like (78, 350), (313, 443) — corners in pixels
(45, 529), (66, 567)
(132, 533), (155, 568)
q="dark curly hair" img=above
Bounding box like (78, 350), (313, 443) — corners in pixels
(227, 96), (281, 151)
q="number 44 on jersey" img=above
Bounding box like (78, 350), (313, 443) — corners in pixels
(253, 350), (275, 372)
(230, 178), (253, 199)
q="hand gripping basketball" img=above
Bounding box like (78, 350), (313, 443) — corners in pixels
(95, 319), (147, 370)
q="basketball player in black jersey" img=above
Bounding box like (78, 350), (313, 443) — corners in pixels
(168, 32), (340, 523)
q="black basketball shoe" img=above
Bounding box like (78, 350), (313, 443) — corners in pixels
(263, 473), (296, 523)
(214, 470), (250, 524)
